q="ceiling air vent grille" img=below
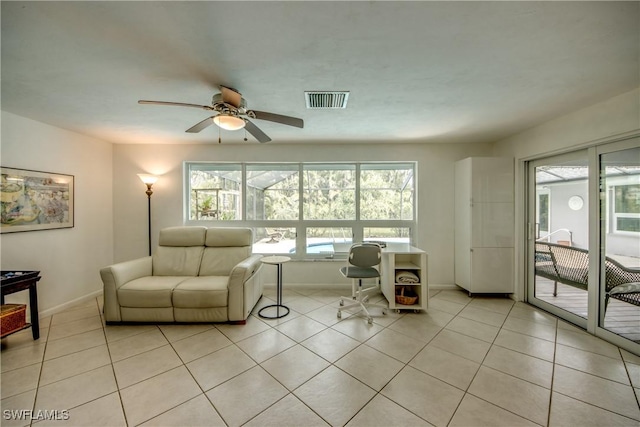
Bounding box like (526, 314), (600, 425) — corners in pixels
(305, 91), (350, 109)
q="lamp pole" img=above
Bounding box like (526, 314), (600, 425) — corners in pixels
(144, 184), (153, 256)
(137, 174), (158, 256)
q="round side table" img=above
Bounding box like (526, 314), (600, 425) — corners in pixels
(259, 255), (291, 319)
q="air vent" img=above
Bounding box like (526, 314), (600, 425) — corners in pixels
(305, 91), (350, 109)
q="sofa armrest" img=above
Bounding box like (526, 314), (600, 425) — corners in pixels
(100, 257), (152, 322)
(227, 254), (263, 320)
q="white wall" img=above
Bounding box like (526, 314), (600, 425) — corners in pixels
(493, 88), (640, 299)
(113, 141), (493, 287)
(494, 89), (640, 159)
(1, 88), (635, 313)
(0, 112), (113, 315)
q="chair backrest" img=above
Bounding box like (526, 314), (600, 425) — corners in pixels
(348, 243), (381, 268)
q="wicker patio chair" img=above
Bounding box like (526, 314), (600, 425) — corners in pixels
(534, 242), (640, 308)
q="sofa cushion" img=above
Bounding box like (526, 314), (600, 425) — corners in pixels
(153, 246), (204, 276)
(200, 247), (252, 276)
(173, 276), (228, 308)
(205, 227), (252, 247)
(118, 276), (188, 307)
(159, 226), (207, 247)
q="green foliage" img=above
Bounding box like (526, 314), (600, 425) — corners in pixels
(200, 195), (213, 211)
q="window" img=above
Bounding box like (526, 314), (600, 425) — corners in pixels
(537, 191), (550, 236)
(252, 227), (296, 254)
(186, 162), (416, 258)
(187, 164), (241, 221)
(613, 184), (640, 233)
(306, 227), (353, 258)
(246, 164), (299, 220)
(303, 164), (355, 220)
(363, 227), (411, 244)
(360, 163), (414, 220)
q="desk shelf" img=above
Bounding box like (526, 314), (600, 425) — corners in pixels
(381, 248), (428, 312)
(1, 271), (41, 340)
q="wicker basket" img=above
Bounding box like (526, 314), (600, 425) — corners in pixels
(1, 304), (27, 337)
(395, 287), (418, 306)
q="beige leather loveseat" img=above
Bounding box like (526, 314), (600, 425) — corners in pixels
(101, 226), (263, 324)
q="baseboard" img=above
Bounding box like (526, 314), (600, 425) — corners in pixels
(264, 282), (460, 291)
(39, 289), (103, 319)
(429, 284), (462, 290)
(263, 283), (351, 291)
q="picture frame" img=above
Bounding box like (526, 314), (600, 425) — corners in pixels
(1, 167), (74, 233)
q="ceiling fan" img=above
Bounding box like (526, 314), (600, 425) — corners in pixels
(138, 86), (304, 143)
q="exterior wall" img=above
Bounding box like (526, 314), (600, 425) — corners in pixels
(113, 141), (493, 287)
(0, 111), (114, 316)
(542, 181), (589, 249)
(541, 178), (639, 258)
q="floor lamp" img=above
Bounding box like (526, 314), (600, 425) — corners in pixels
(137, 174), (158, 256)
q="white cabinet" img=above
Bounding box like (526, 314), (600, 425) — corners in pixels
(380, 244), (428, 311)
(455, 157), (514, 294)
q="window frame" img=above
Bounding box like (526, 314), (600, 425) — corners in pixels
(184, 161), (417, 259)
(610, 183), (640, 234)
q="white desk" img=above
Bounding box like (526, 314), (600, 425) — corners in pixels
(380, 244), (428, 312)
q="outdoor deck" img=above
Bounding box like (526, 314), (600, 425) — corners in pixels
(536, 277), (640, 343)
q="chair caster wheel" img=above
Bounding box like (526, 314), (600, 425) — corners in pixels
(382, 309), (387, 315)
(339, 300), (344, 306)
(337, 311), (342, 319)
(367, 317), (373, 325)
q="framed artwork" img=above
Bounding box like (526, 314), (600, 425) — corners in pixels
(1, 167), (74, 233)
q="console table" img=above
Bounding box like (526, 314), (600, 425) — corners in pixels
(1, 271), (41, 340)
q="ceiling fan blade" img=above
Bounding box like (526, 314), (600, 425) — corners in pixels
(219, 86), (243, 108)
(138, 100), (213, 110)
(244, 119), (272, 143)
(186, 116), (215, 133)
(251, 110), (304, 128)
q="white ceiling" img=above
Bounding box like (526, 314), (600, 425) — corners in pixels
(2, 1), (638, 145)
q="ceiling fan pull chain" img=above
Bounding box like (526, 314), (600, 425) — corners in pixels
(218, 122), (222, 144)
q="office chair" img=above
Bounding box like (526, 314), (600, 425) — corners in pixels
(337, 242), (388, 324)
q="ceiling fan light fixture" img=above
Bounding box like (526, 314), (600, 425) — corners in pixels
(213, 114), (245, 131)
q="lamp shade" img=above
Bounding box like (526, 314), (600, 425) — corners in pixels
(137, 174), (158, 185)
(213, 114), (246, 131)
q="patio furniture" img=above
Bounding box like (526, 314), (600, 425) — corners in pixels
(534, 242), (640, 308)
(265, 227), (285, 243)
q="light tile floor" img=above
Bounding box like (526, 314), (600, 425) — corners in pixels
(2, 287), (640, 427)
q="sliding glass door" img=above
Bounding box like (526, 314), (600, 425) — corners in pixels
(598, 142), (640, 345)
(527, 138), (640, 352)
(528, 151), (590, 327)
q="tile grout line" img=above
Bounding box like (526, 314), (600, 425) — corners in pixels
(100, 300), (131, 427)
(3, 291), (639, 427)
